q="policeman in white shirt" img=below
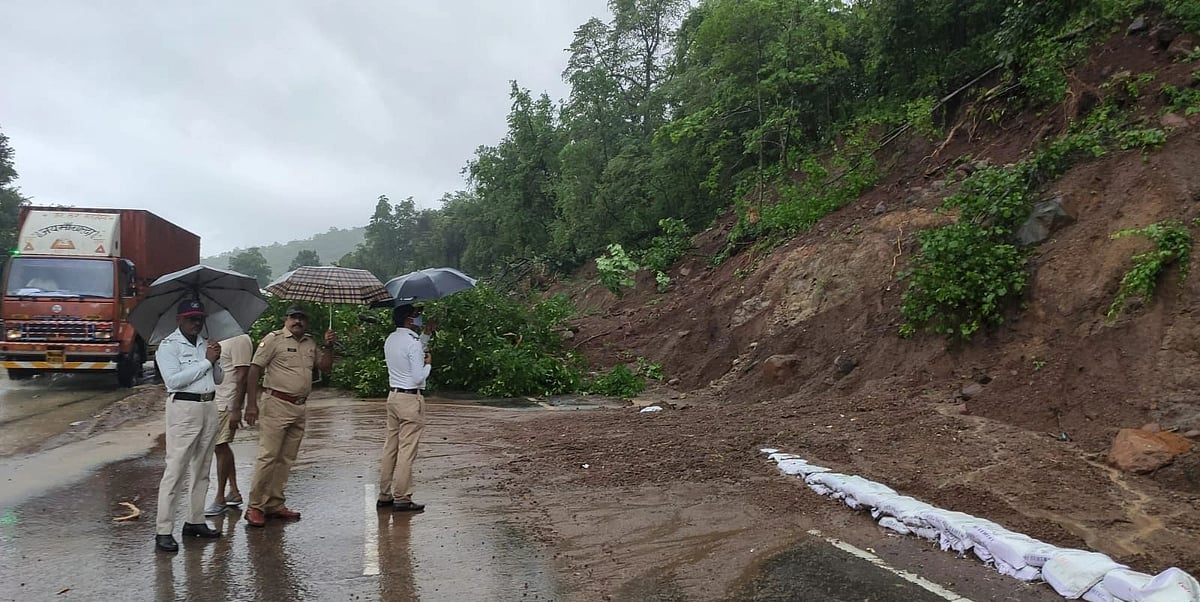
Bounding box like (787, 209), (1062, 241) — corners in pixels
(153, 299), (225, 552)
(376, 304), (430, 512)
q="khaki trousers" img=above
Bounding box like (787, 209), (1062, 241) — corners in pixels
(155, 396), (219, 535)
(379, 391), (425, 502)
(248, 393), (307, 513)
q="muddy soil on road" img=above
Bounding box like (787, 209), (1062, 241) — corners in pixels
(484, 388), (1200, 598)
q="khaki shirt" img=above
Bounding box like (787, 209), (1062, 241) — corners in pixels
(252, 328), (320, 397)
(215, 334), (253, 411)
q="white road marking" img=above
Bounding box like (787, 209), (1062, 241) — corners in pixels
(364, 483), (380, 576)
(807, 530), (973, 602)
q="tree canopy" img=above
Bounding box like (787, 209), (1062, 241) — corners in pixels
(228, 247), (272, 287)
(0, 127), (27, 255)
(288, 249), (321, 270)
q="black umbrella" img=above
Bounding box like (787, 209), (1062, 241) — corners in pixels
(129, 265), (268, 344)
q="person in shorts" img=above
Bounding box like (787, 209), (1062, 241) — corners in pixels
(205, 333), (253, 516)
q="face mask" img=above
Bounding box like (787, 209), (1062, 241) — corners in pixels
(411, 315), (424, 328)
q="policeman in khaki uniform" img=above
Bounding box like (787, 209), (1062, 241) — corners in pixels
(243, 304), (336, 527)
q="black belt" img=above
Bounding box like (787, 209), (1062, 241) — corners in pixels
(173, 391), (215, 402)
(390, 388), (423, 395)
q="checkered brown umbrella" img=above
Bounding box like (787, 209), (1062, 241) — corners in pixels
(265, 266), (390, 305)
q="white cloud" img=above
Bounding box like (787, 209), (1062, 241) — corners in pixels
(0, 0), (609, 255)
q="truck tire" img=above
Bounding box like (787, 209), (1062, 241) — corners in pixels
(6, 368), (33, 380)
(117, 346), (144, 388)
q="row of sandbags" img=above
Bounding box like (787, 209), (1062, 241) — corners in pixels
(762, 448), (1200, 602)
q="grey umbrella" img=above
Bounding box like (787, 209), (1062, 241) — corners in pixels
(384, 267), (477, 305)
(129, 265), (268, 345)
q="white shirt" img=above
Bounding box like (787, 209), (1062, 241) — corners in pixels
(214, 334), (252, 410)
(384, 327), (429, 389)
(157, 329), (224, 393)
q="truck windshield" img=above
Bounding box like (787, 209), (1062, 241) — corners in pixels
(4, 257), (115, 298)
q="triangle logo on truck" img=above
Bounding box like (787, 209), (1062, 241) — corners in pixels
(22, 242), (33, 251)
(50, 239), (76, 250)
(95, 244), (106, 254)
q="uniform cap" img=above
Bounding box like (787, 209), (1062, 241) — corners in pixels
(177, 299), (206, 316)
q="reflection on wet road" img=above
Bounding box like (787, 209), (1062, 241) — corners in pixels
(0, 399), (560, 601)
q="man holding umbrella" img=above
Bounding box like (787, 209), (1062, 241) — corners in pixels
(154, 299), (224, 552)
(243, 304), (336, 527)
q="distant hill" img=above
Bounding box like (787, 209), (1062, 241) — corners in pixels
(202, 226), (365, 278)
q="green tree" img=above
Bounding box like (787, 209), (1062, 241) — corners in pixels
(228, 247), (272, 287)
(461, 84), (563, 273)
(288, 249), (321, 270)
(0, 128), (27, 254)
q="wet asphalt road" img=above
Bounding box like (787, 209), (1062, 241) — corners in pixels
(0, 377), (1061, 601)
(0, 396), (561, 601)
(0, 370), (136, 456)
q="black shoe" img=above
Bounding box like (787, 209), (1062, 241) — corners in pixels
(155, 534), (179, 552)
(392, 501), (425, 512)
(181, 522), (221, 538)
(376, 499), (394, 508)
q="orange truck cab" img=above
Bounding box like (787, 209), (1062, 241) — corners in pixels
(1, 207), (199, 386)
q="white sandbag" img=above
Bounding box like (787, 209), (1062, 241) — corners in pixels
(969, 525), (1053, 571)
(1102, 568), (1153, 601)
(1082, 582), (1117, 602)
(873, 495), (938, 528)
(911, 525), (940, 541)
(1043, 550), (1126, 599)
(995, 560), (1042, 583)
(803, 473), (895, 511)
(1025, 546), (1062, 568)
(776, 458), (831, 477)
(973, 542), (994, 564)
(808, 482), (834, 496)
(1137, 567), (1200, 602)
(920, 509), (1006, 553)
(878, 516), (911, 535)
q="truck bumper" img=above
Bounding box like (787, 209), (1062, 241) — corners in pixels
(1, 360), (118, 370)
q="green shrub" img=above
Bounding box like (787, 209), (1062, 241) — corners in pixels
(900, 224), (1028, 338)
(425, 286), (584, 398)
(586, 364), (645, 398)
(596, 244), (638, 297)
(640, 218), (692, 273)
(1107, 220), (1194, 320)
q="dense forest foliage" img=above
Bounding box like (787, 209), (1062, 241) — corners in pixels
(336, 0), (1200, 286)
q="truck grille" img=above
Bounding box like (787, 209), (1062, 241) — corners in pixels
(13, 321), (113, 342)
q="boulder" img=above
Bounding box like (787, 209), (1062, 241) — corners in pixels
(1108, 429), (1195, 473)
(1127, 15), (1148, 35)
(1166, 34), (1198, 61)
(833, 353), (858, 375)
(1160, 113), (1190, 130)
(1015, 197), (1074, 246)
(762, 355), (801, 385)
(959, 383), (985, 401)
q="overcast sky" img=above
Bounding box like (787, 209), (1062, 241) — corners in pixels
(0, 1), (610, 256)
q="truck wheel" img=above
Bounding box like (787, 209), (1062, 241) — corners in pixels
(6, 368), (33, 380)
(117, 348), (143, 388)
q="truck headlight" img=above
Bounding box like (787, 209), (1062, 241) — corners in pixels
(6, 329), (22, 340)
(94, 330), (112, 340)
